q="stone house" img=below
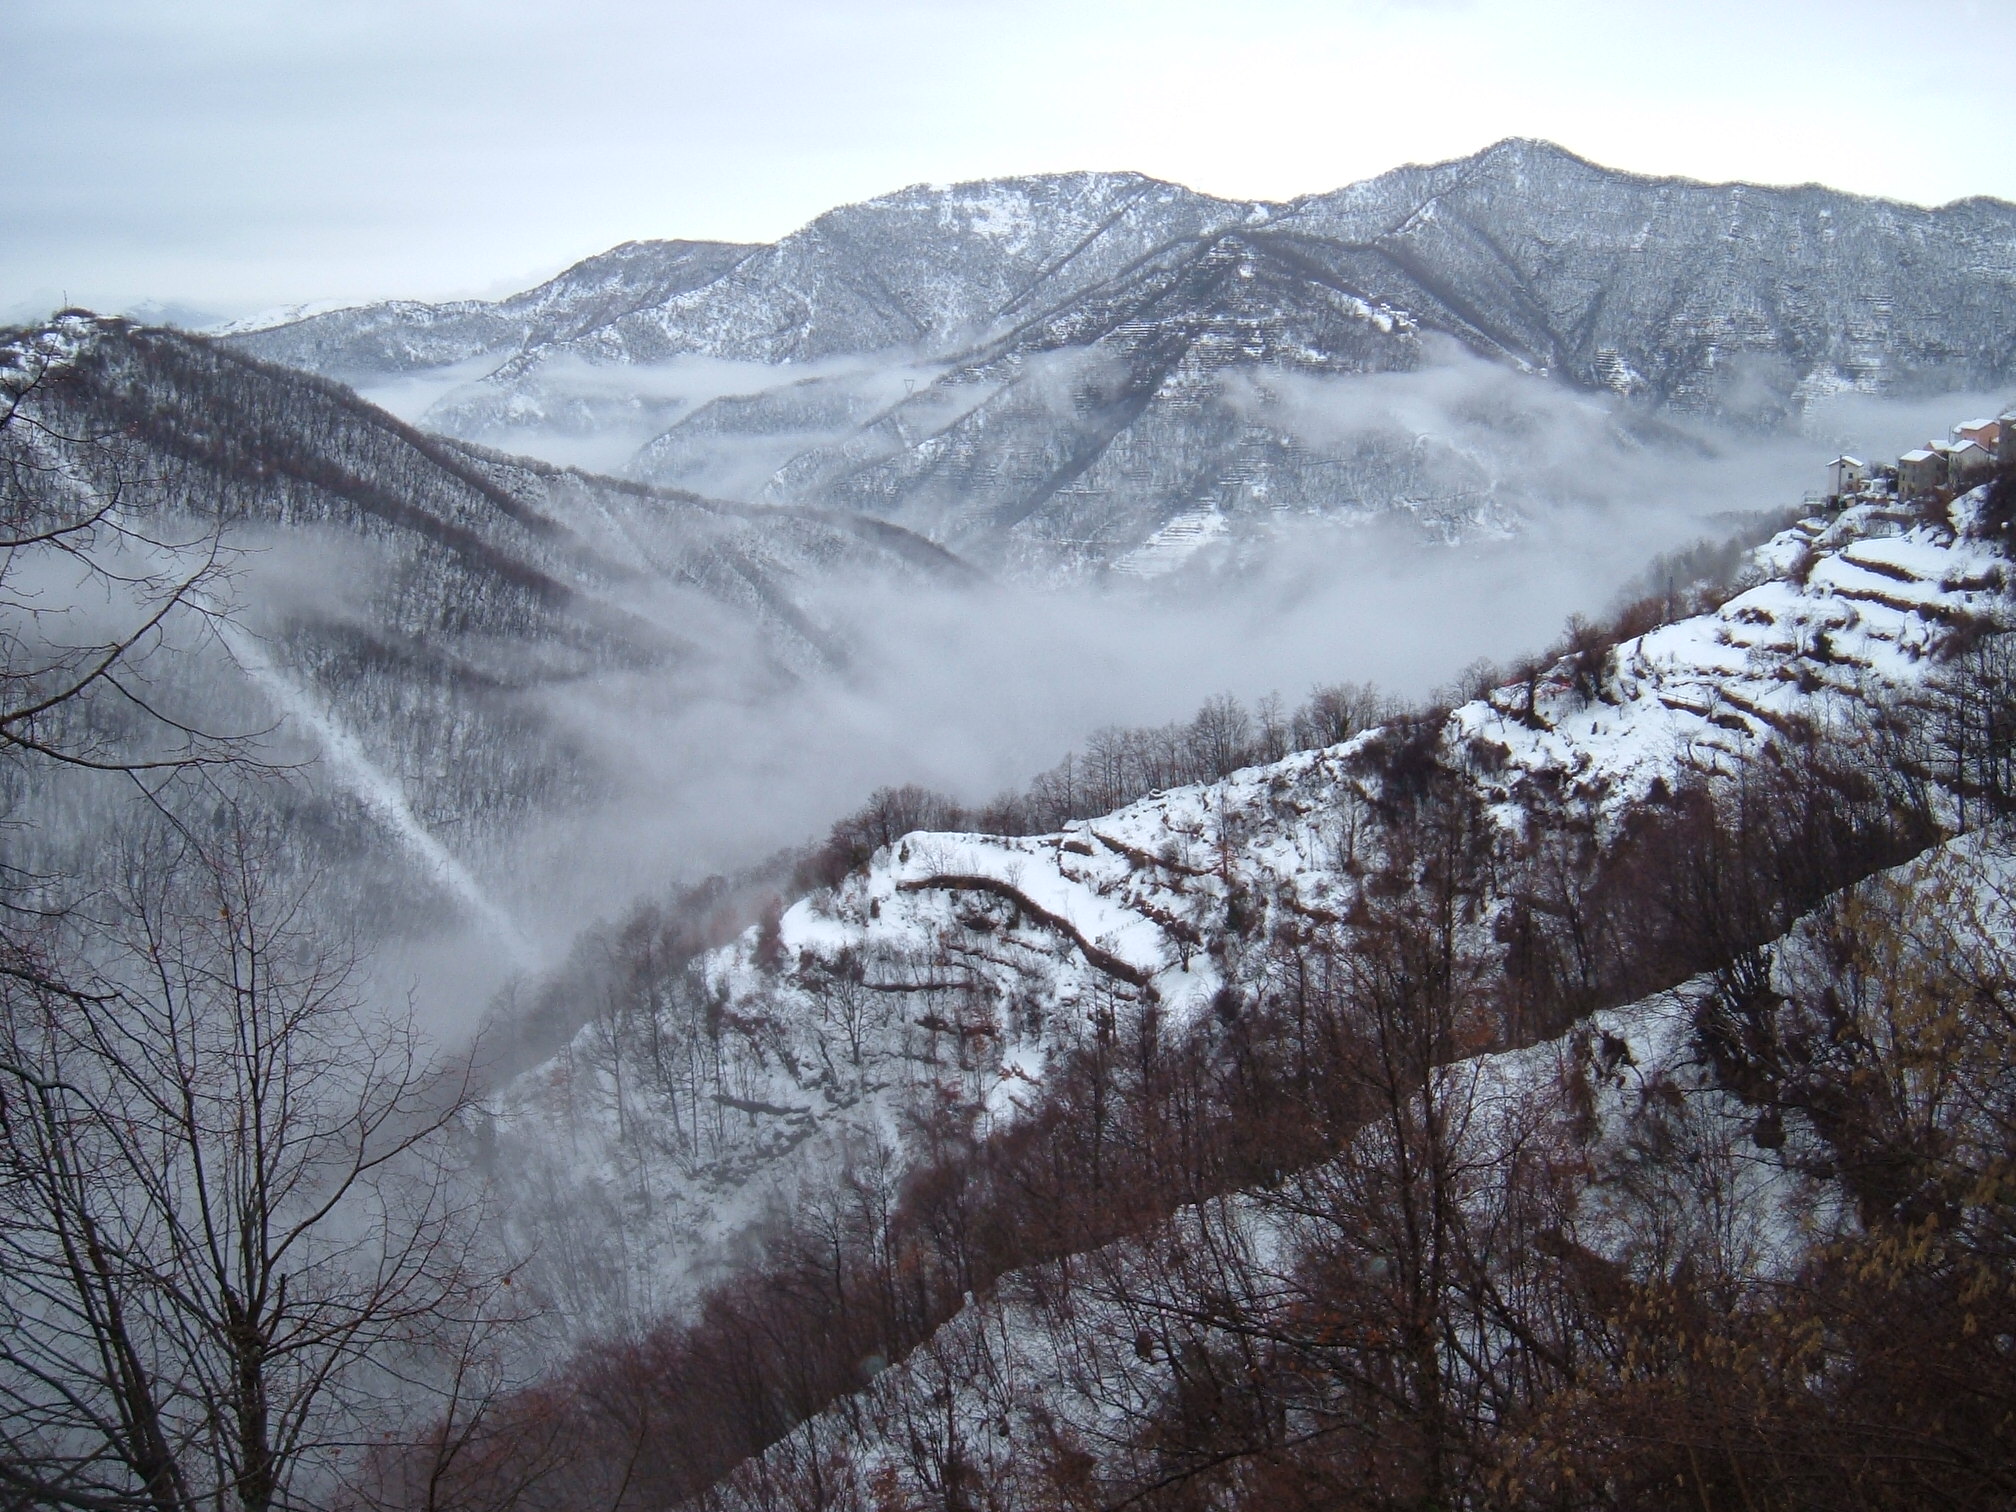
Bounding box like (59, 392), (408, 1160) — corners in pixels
(1899, 448), (1947, 498)
(1827, 454), (1868, 498)
(1950, 438), (1995, 488)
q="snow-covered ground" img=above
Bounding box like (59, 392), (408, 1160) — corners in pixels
(1109, 506), (1231, 577)
(486, 486), (2010, 1337)
(702, 823), (2016, 1509)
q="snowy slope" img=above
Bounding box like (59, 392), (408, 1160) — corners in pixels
(216, 239), (760, 374)
(702, 821), (2016, 1510)
(1456, 496), (2009, 819)
(487, 484), (2011, 1330)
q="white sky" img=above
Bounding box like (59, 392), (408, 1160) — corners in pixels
(3, 0), (2010, 320)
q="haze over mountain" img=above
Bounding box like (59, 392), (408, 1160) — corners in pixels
(225, 139), (2016, 576)
(19, 134), (2012, 1009)
(10, 101), (2016, 1511)
(430, 463), (2016, 1509)
(0, 315), (972, 998)
(5, 308), (1745, 1011)
(480, 485), (2015, 1330)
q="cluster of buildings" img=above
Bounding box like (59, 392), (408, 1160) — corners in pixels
(1829, 410), (2016, 503)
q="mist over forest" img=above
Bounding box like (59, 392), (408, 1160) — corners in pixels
(240, 358), (2016, 1025)
(6, 129), (2016, 1512)
(342, 344), (2015, 1008)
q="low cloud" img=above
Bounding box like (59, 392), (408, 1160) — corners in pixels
(221, 348), (2015, 1034)
(488, 354), (2006, 901)
(381, 349), (950, 480)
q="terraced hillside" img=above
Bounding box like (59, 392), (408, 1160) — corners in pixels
(485, 482), (2007, 1329)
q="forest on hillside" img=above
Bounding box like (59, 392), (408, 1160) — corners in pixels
(372, 479), (2016, 1510)
(6, 320), (2016, 1512)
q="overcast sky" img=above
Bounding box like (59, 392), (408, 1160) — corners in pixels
(4, 0), (2009, 321)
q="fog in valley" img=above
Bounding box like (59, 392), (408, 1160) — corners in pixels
(11, 0), (2016, 1502)
(12, 315), (2001, 1043)
(271, 351), (2014, 1031)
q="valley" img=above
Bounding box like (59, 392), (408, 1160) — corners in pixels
(4, 139), (2016, 1512)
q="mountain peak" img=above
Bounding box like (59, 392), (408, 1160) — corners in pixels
(1473, 135), (1588, 167)
(222, 147), (2016, 575)
(796, 167), (1226, 245)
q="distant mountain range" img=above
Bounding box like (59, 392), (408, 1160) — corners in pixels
(222, 140), (2016, 576)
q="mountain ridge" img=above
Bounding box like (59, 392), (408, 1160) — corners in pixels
(419, 461), (2016, 1508)
(216, 139), (2016, 577)
(215, 138), (2016, 349)
(480, 474), (2009, 1331)
(0, 314), (976, 955)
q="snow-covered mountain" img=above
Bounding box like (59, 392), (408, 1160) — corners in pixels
(701, 824), (2012, 1511)
(214, 239), (759, 375)
(19, 201), (2016, 1502)
(423, 448), (2016, 1507)
(483, 475), (2010, 1334)
(222, 141), (2016, 575)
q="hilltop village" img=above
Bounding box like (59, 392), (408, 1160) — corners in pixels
(1831, 406), (2016, 502)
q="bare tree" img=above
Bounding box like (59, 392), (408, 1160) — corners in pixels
(0, 326), (525, 1512)
(1186, 694), (1252, 783)
(1, 337), (241, 781)
(0, 819), (508, 1512)
(1292, 682), (1391, 751)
